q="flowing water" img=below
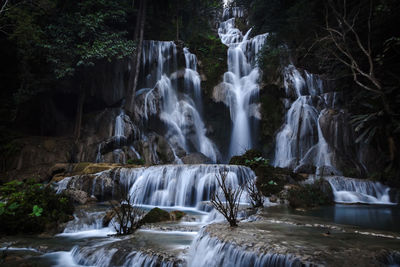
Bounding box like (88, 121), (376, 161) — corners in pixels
(218, 7), (267, 159)
(273, 65), (338, 174)
(327, 176), (396, 204)
(138, 41), (219, 162)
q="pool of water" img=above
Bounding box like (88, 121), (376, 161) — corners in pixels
(292, 204), (400, 232)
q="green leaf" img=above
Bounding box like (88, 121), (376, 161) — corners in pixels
(30, 205), (43, 217)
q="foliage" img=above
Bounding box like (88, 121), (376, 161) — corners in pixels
(0, 0), (135, 111)
(287, 181), (333, 209)
(229, 149), (263, 165)
(0, 179), (74, 234)
(43, 0), (135, 80)
(244, 156), (269, 168)
(229, 149), (303, 197)
(211, 168), (243, 227)
(187, 34), (227, 95)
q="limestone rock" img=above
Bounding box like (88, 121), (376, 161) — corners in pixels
(181, 153), (212, 164)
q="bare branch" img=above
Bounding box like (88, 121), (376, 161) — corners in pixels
(210, 167), (243, 227)
(0, 0), (9, 15)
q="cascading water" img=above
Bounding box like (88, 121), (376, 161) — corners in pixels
(138, 41), (219, 162)
(188, 229), (302, 267)
(217, 6), (267, 159)
(273, 64), (338, 174)
(117, 164), (254, 209)
(327, 176), (396, 204)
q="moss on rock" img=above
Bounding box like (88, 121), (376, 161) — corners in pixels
(141, 207), (171, 224)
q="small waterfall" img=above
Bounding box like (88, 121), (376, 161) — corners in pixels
(117, 164), (255, 208)
(327, 176), (396, 204)
(274, 64), (338, 174)
(68, 245), (181, 267)
(218, 7), (267, 158)
(114, 110), (125, 141)
(62, 211), (105, 233)
(187, 229), (302, 267)
(139, 41), (219, 162)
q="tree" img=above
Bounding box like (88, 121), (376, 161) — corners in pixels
(210, 168), (243, 227)
(321, 0), (400, 165)
(125, 0), (147, 115)
(108, 187), (145, 235)
(245, 178), (264, 208)
(43, 0), (135, 150)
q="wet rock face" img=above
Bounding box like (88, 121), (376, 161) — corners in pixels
(58, 170), (116, 200)
(181, 152), (212, 164)
(64, 189), (96, 205)
(318, 109), (358, 170)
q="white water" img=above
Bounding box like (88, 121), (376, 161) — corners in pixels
(117, 164), (255, 208)
(188, 229), (302, 267)
(139, 41), (219, 162)
(218, 7), (267, 159)
(274, 64), (337, 174)
(327, 176), (396, 205)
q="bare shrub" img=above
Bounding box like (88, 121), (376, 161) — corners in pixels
(109, 187), (145, 235)
(245, 178), (264, 208)
(210, 167), (243, 227)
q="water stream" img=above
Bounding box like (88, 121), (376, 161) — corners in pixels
(218, 6), (267, 159)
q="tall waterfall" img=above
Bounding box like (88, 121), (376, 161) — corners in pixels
(138, 41), (219, 162)
(218, 7), (267, 159)
(273, 65), (338, 174)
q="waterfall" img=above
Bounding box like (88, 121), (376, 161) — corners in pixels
(114, 110), (125, 141)
(274, 64), (338, 174)
(117, 164), (255, 208)
(139, 41), (219, 162)
(218, 7), (267, 159)
(327, 176), (396, 204)
(187, 229), (302, 267)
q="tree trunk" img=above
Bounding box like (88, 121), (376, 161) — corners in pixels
(125, 0), (147, 115)
(70, 88), (86, 163)
(74, 88), (86, 141)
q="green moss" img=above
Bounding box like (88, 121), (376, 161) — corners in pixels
(127, 158), (145, 165)
(141, 207), (171, 224)
(170, 210), (186, 221)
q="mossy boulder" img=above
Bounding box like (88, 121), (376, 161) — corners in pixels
(141, 207), (171, 224)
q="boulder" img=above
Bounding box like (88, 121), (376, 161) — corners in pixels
(141, 207), (171, 224)
(64, 189), (95, 205)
